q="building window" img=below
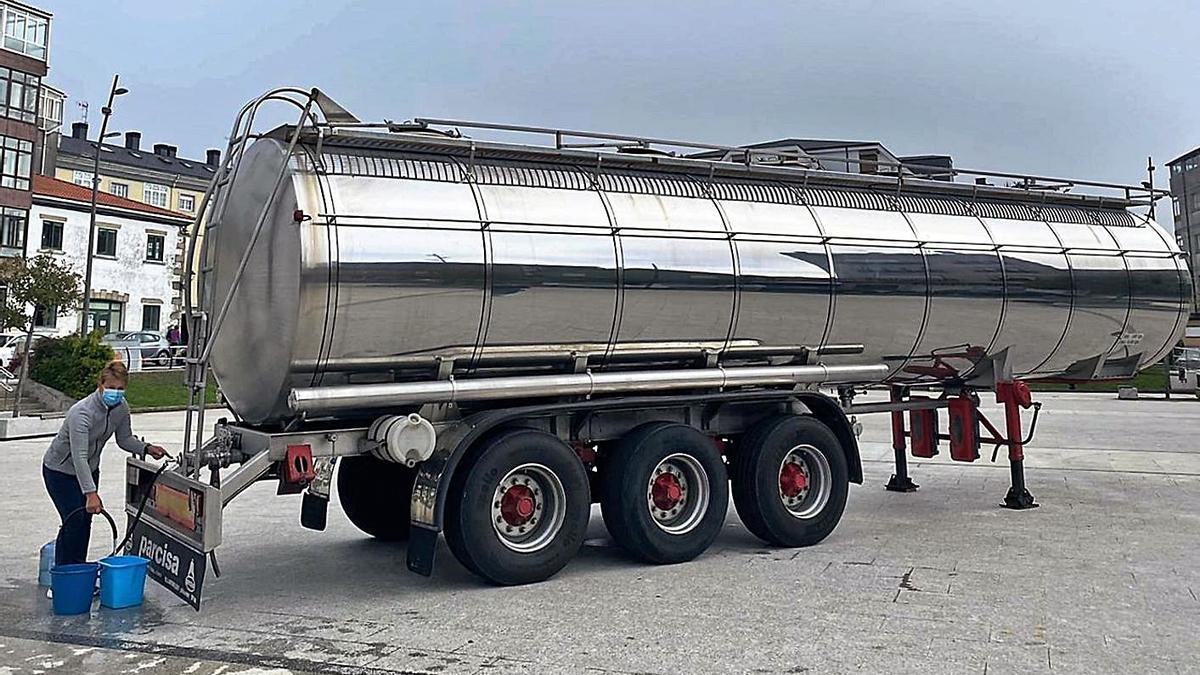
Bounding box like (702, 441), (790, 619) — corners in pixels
(0, 67), (39, 123)
(2, 7), (48, 61)
(86, 299), (122, 335)
(1193, 194), (1200, 213)
(1175, 198), (1182, 218)
(0, 135), (31, 190)
(144, 182), (168, 209)
(96, 227), (117, 257)
(109, 182), (128, 198)
(0, 207), (24, 249)
(72, 170), (92, 187)
(859, 150), (879, 174)
(33, 304), (56, 329)
(38, 87), (61, 130)
(146, 233), (164, 262)
(40, 219), (62, 250)
(141, 304), (161, 331)
(178, 193), (195, 212)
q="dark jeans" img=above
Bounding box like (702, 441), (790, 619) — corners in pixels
(43, 465), (99, 566)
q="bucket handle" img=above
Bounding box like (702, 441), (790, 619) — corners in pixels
(56, 507), (119, 562)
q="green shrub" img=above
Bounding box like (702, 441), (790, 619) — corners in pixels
(29, 333), (116, 399)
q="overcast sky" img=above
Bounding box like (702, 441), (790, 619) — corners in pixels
(39, 0), (1199, 229)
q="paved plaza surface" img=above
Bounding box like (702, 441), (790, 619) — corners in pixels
(0, 391), (1197, 674)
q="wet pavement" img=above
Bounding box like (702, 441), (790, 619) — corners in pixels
(0, 391), (1198, 674)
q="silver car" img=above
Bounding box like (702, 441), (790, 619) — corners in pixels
(101, 331), (174, 365)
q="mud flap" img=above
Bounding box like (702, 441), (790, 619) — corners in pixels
(300, 493), (328, 531)
(406, 525), (439, 576)
(127, 518), (207, 610)
(300, 458), (337, 531)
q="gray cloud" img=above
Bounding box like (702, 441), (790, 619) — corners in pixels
(42, 0), (1197, 228)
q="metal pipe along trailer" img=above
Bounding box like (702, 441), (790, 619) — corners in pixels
(123, 87), (1191, 607)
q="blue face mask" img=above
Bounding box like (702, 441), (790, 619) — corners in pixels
(101, 388), (125, 407)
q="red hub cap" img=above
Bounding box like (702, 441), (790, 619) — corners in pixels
(499, 484), (536, 526)
(651, 472), (684, 511)
(779, 461), (809, 498)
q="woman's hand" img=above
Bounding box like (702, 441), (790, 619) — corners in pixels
(146, 445), (167, 459)
(85, 492), (103, 514)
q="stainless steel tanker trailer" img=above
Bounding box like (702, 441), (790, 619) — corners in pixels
(123, 88), (1190, 606)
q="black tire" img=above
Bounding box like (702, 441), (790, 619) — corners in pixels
(336, 455), (415, 541)
(444, 429), (590, 586)
(731, 415), (849, 548)
(600, 422), (729, 564)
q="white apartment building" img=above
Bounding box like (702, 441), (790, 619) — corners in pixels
(26, 174), (188, 335)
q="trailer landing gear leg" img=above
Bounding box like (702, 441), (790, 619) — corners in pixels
(1004, 460), (1036, 510)
(885, 386), (918, 492)
(997, 381), (1037, 510)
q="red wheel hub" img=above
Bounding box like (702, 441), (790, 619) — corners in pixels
(780, 462), (808, 498)
(651, 472), (684, 511)
(499, 484), (536, 526)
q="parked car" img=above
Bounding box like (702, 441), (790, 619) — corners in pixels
(0, 333), (23, 371)
(101, 331), (175, 366)
(0, 331), (54, 372)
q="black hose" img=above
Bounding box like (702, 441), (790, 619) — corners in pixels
(56, 507), (118, 561)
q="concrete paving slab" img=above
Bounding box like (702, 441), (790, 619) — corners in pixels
(0, 394), (1198, 673)
(0, 635), (312, 674)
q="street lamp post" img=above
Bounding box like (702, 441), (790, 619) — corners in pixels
(77, 74), (128, 336)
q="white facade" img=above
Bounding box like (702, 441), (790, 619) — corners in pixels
(27, 192), (185, 336)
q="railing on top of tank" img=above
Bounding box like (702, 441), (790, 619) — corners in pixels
(317, 116), (1168, 208)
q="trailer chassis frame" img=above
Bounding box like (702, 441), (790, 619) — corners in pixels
(845, 379), (1043, 510)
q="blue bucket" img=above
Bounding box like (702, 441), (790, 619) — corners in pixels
(50, 563), (99, 615)
(98, 556), (149, 609)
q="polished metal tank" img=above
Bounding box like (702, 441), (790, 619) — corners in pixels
(205, 125), (1191, 424)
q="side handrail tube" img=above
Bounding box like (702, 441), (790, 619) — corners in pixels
(288, 363), (890, 414)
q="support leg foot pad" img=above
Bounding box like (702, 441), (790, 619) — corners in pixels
(885, 474), (919, 492)
(1001, 487), (1038, 510)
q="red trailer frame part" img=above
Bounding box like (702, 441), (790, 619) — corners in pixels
(856, 379), (1041, 509)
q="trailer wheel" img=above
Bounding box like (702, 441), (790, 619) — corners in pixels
(600, 422), (728, 564)
(444, 429), (590, 585)
(336, 455), (415, 541)
(731, 415), (848, 547)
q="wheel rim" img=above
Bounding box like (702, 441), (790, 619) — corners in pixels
(646, 453), (709, 534)
(490, 463), (567, 553)
(778, 444), (832, 519)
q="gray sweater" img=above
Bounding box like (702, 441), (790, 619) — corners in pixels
(42, 390), (148, 493)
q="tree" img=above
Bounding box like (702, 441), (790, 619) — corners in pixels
(0, 254), (83, 415)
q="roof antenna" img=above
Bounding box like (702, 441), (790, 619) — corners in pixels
(1144, 156), (1156, 220)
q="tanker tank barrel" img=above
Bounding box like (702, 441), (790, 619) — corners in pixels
(194, 88), (1190, 426)
(288, 364), (891, 415)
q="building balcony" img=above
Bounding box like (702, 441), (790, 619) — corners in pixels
(0, 3), (50, 65)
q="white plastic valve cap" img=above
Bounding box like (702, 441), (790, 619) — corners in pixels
(369, 414), (437, 466)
